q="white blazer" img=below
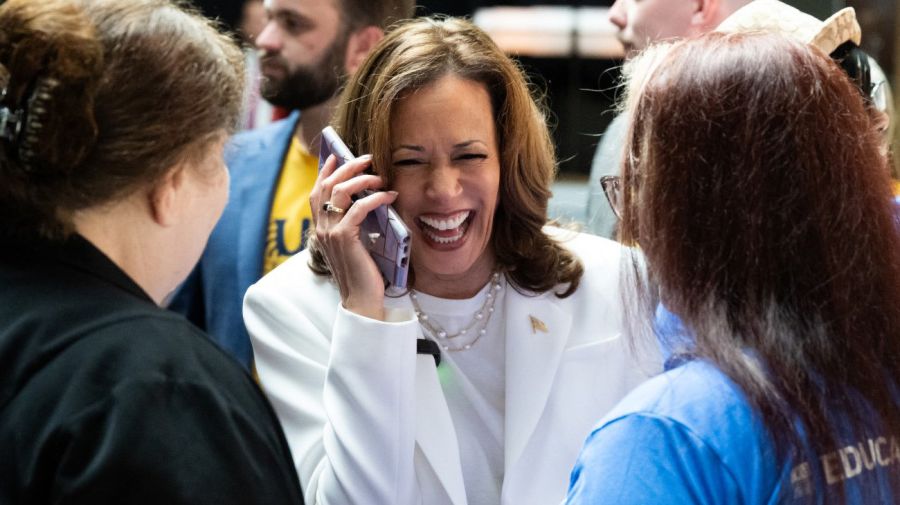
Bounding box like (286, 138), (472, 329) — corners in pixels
(244, 231), (659, 505)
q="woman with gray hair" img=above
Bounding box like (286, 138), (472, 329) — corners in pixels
(0, 1), (302, 503)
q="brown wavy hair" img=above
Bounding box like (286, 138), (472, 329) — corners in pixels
(0, 0), (244, 240)
(309, 17), (583, 297)
(621, 32), (900, 501)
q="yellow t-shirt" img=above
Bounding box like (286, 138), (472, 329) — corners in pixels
(263, 136), (317, 275)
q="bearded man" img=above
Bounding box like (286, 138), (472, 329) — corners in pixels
(585, 0), (892, 239)
(171, 0), (414, 367)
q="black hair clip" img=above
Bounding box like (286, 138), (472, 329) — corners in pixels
(0, 106), (23, 143)
(830, 41), (874, 101)
(0, 85), (24, 145)
(18, 81), (54, 170)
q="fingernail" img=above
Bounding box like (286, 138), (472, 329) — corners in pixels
(359, 154), (373, 161)
(387, 190), (399, 196)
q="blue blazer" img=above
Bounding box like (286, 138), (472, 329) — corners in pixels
(170, 113), (300, 368)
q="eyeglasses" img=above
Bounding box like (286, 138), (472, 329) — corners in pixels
(600, 175), (623, 220)
(598, 84), (889, 223)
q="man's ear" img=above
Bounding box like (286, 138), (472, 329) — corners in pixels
(149, 165), (187, 227)
(344, 25), (384, 75)
(690, 0), (723, 31)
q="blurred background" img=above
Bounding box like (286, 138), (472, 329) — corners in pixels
(193, 0), (899, 220)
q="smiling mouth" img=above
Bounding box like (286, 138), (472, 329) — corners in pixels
(418, 211), (471, 245)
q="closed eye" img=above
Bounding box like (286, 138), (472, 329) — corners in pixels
(456, 153), (487, 161)
(393, 158), (424, 167)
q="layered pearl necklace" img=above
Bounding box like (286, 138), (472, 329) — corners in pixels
(410, 272), (503, 351)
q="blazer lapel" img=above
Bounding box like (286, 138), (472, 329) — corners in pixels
(234, 113), (298, 293)
(386, 296), (468, 505)
(503, 288), (572, 472)
(414, 355), (468, 505)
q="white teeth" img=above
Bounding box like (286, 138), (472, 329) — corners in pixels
(424, 228), (465, 244)
(419, 211), (470, 231)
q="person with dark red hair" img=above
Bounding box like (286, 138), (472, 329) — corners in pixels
(567, 31), (900, 504)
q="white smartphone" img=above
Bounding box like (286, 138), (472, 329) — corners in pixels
(319, 126), (411, 294)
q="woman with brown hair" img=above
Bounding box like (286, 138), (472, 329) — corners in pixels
(243, 16), (656, 505)
(566, 31), (900, 504)
(0, 0), (302, 503)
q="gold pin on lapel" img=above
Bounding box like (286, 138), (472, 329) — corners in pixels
(529, 315), (548, 334)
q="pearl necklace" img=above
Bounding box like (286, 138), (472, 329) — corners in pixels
(410, 272), (503, 351)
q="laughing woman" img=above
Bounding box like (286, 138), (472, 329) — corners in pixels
(243, 17), (657, 505)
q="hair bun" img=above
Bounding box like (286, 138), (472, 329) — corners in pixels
(0, 3), (103, 177)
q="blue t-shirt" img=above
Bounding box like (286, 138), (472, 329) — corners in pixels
(653, 303), (693, 367)
(565, 360), (897, 504)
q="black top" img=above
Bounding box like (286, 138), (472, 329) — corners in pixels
(0, 235), (303, 504)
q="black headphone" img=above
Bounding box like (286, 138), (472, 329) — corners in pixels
(830, 41), (875, 103)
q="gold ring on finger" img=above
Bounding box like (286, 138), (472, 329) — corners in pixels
(324, 202), (345, 214)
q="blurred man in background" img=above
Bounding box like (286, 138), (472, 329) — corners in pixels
(171, 0), (415, 368)
(587, 0), (893, 238)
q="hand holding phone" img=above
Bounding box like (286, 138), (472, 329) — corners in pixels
(319, 127), (411, 294)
